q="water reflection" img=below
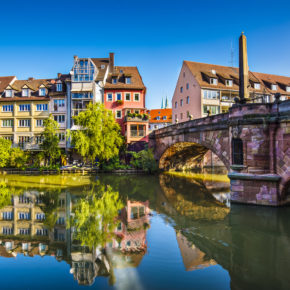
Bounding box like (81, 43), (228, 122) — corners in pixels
(0, 174), (289, 289)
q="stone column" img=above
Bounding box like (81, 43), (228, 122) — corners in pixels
(239, 32), (249, 102)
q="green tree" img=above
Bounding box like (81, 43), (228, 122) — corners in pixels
(68, 103), (123, 164)
(9, 147), (29, 169)
(0, 138), (11, 167)
(41, 114), (60, 165)
(0, 182), (12, 209)
(70, 183), (124, 249)
(130, 149), (158, 173)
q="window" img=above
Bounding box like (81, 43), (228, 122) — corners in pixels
(54, 115), (65, 123)
(107, 93), (113, 101)
(39, 88), (46, 96)
(226, 80), (233, 87)
(3, 227), (13, 235)
(56, 217), (65, 225)
(286, 86), (290, 92)
(180, 87), (183, 93)
(56, 83), (62, 92)
(18, 136), (30, 145)
(73, 58), (95, 82)
(203, 105), (220, 115)
(116, 93), (122, 101)
(35, 136), (43, 144)
(112, 77), (117, 84)
(2, 105), (13, 112)
(163, 116), (167, 120)
(36, 229), (48, 236)
(134, 93), (140, 101)
(130, 124), (145, 137)
(175, 101), (178, 108)
(101, 64), (105, 69)
(254, 83), (260, 90)
(19, 212), (30, 220)
(116, 110), (122, 119)
(19, 104), (31, 111)
(271, 84), (277, 91)
(125, 77), (131, 84)
(180, 99), (183, 107)
(18, 119), (31, 127)
(186, 96), (190, 104)
(53, 99), (65, 111)
(5, 90), (12, 97)
(36, 104), (48, 111)
(36, 119), (44, 127)
(134, 110), (140, 114)
(71, 93), (93, 99)
(180, 113), (183, 120)
(125, 93), (131, 101)
(186, 83), (189, 90)
(203, 90), (219, 99)
(19, 228), (30, 235)
(210, 78), (218, 85)
(156, 116), (160, 120)
(57, 133), (65, 141)
(19, 195), (30, 203)
(2, 212), (13, 220)
(232, 138), (243, 165)
(3, 135), (13, 142)
(2, 119), (13, 127)
(22, 89), (29, 97)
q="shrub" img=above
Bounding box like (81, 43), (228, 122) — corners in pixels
(9, 148), (29, 170)
(0, 138), (11, 167)
(129, 149), (158, 173)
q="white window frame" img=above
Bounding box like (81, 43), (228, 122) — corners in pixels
(125, 77), (131, 84)
(5, 90), (12, 97)
(115, 110), (122, 119)
(107, 93), (113, 102)
(54, 115), (65, 123)
(2, 119), (13, 127)
(36, 119), (44, 127)
(22, 89), (29, 97)
(115, 92), (122, 101)
(19, 104), (31, 112)
(226, 79), (233, 87)
(36, 104), (48, 111)
(2, 105), (13, 112)
(39, 88), (46, 96)
(286, 86), (290, 92)
(210, 78), (218, 85)
(254, 83), (261, 90)
(134, 93), (140, 102)
(112, 77), (117, 84)
(56, 83), (62, 92)
(18, 119), (31, 127)
(271, 84), (277, 91)
(125, 92), (131, 101)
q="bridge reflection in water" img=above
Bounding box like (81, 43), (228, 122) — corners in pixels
(0, 174), (289, 289)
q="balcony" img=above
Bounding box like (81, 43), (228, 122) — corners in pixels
(124, 113), (149, 123)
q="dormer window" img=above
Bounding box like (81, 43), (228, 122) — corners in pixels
(156, 116), (160, 120)
(210, 78), (217, 85)
(56, 83), (62, 92)
(22, 89), (29, 97)
(254, 83), (261, 90)
(112, 77), (117, 84)
(125, 77), (131, 84)
(39, 88), (46, 96)
(286, 86), (290, 92)
(271, 84), (277, 91)
(163, 116), (167, 120)
(226, 79), (233, 87)
(5, 90), (12, 98)
(101, 64), (105, 69)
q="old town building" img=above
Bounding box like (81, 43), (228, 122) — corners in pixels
(172, 61), (290, 123)
(149, 108), (172, 132)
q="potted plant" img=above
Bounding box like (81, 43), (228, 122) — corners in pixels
(116, 100), (124, 105)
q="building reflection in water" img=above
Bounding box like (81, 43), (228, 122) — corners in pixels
(0, 189), (151, 286)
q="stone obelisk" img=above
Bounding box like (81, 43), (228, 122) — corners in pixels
(239, 32), (249, 103)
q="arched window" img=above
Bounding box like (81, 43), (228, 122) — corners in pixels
(232, 138), (243, 165)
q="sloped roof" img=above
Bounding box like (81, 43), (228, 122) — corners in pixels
(105, 66), (146, 90)
(149, 108), (172, 123)
(184, 61), (290, 95)
(91, 58), (110, 82)
(0, 76), (16, 94)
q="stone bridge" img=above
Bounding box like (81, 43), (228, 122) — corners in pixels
(149, 100), (290, 206)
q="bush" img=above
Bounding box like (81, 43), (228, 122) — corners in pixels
(0, 139), (11, 167)
(9, 148), (29, 170)
(129, 149), (158, 173)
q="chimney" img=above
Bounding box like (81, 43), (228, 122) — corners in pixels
(109, 52), (114, 73)
(239, 32), (249, 103)
(57, 73), (62, 79)
(28, 77), (34, 81)
(74, 55), (78, 61)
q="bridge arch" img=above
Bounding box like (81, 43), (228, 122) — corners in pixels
(158, 141), (230, 171)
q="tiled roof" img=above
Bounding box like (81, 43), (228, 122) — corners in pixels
(0, 76), (16, 95)
(105, 66), (145, 90)
(149, 108), (172, 123)
(184, 61), (290, 95)
(91, 58), (109, 82)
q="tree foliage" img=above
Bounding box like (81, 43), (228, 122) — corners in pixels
(70, 183), (124, 249)
(0, 182), (12, 209)
(9, 147), (29, 169)
(41, 115), (61, 165)
(69, 103), (123, 164)
(0, 138), (11, 167)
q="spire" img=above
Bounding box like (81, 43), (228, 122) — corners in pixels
(165, 96), (168, 108)
(239, 32), (249, 102)
(161, 97), (164, 109)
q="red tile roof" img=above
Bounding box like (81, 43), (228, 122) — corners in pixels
(0, 76), (16, 95)
(149, 108), (172, 123)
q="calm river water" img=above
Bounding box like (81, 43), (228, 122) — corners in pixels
(0, 173), (289, 290)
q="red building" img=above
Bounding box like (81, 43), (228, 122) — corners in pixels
(104, 54), (149, 145)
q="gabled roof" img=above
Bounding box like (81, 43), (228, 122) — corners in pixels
(0, 76), (16, 93)
(91, 58), (110, 82)
(184, 61), (290, 95)
(149, 108), (172, 123)
(105, 66), (146, 90)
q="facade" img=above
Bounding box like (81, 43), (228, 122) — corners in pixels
(149, 108), (172, 132)
(172, 61), (290, 123)
(0, 75), (68, 150)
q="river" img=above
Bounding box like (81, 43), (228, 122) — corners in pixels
(0, 173), (289, 290)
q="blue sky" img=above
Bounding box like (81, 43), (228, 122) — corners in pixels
(0, 0), (289, 109)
